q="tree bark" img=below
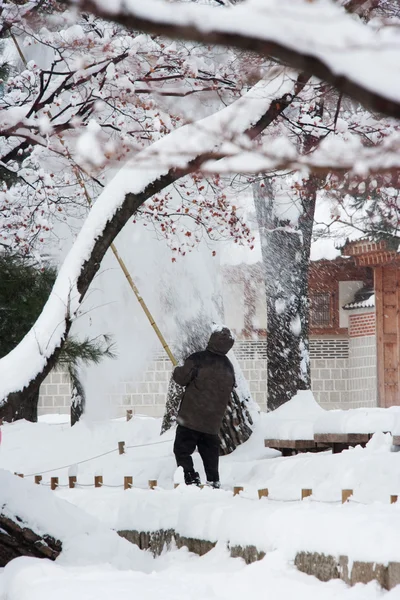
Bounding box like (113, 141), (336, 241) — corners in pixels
(70, 371), (85, 426)
(0, 335), (70, 422)
(0, 513), (61, 567)
(254, 176), (318, 411)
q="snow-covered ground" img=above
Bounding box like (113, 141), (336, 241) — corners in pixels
(1, 396), (400, 599)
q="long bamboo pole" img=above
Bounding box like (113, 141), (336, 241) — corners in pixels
(110, 245), (177, 366)
(11, 32), (178, 368)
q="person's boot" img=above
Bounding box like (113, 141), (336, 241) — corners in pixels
(184, 470), (201, 486)
(206, 481), (221, 489)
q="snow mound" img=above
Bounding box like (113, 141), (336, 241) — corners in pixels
(0, 470), (152, 569)
(314, 406), (400, 436)
(263, 390), (324, 440)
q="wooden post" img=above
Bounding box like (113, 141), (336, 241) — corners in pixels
(124, 476), (133, 490)
(69, 476), (77, 489)
(233, 486), (244, 496)
(391, 495), (398, 504)
(301, 488), (312, 500)
(148, 479), (157, 490)
(50, 477), (59, 491)
(94, 475), (103, 488)
(118, 441), (125, 455)
(34, 475), (42, 485)
(342, 489), (353, 503)
(126, 409), (133, 421)
(258, 488), (269, 499)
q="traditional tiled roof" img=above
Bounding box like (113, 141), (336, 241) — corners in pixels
(343, 288), (375, 310)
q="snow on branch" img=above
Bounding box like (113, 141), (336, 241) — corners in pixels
(0, 68), (300, 403)
(66, 0), (400, 119)
(201, 131), (400, 176)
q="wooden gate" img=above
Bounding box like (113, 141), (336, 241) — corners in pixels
(375, 265), (400, 407)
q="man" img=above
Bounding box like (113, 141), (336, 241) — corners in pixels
(172, 326), (235, 488)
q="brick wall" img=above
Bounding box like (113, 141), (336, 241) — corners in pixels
(348, 312), (376, 337)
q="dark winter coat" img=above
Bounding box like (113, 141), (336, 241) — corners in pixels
(173, 328), (235, 435)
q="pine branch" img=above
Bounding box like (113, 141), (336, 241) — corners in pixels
(57, 335), (117, 369)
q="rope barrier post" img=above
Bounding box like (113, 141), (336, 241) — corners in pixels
(94, 475), (103, 488)
(34, 475), (42, 485)
(118, 441), (125, 455)
(301, 488), (312, 500)
(148, 479), (157, 490)
(126, 409), (133, 421)
(342, 489), (353, 503)
(258, 488), (269, 499)
(233, 486), (243, 496)
(391, 495), (398, 504)
(124, 476), (133, 490)
(69, 476), (77, 489)
(50, 477), (59, 491)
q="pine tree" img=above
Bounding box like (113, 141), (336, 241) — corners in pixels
(0, 253), (116, 422)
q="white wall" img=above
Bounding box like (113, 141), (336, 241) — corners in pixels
(339, 281), (364, 328)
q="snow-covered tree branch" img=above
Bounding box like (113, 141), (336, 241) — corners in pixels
(66, 0), (400, 119)
(0, 68), (304, 416)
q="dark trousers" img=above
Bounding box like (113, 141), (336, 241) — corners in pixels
(173, 424), (220, 482)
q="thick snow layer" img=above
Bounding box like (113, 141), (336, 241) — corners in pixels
(314, 407), (400, 436)
(0, 69), (295, 404)
(51, 484), (400, 564)
(263, 390), (324, 440)
(1, 411), (400, 598)
(0, 469), (153, 569)
(1, 545), (390, 600)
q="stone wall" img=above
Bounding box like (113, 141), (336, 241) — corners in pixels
(38, 367), (72, 415)
(310, 337), (349, 409)
(38, 336), (377, 416)
(347, 334), (377, 408)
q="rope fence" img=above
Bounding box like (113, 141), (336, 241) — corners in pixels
(20, 439), (173, 478)
(12, 471), (400, 505)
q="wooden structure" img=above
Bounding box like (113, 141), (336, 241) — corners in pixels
(342, 238), (400, 407)
(265, 433), (378, 455)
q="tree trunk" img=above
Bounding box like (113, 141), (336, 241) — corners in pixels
(0, 334), (70, 422)
(0, 513), (61, 567)
(70, 370), (85, 426)
(254, 176), (318, 411)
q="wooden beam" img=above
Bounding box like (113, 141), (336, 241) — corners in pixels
(375, 267), (385, 407)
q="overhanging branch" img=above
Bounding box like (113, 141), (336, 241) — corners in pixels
(67, 0), (400, 119)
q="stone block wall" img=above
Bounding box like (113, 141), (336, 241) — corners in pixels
(108, 357), (173, 418)
(310, 357), (349, 409)
(38, 336), (377, 416)
(38, 367), (71, 415)
(347, 334), (377, 408)
(310, 337), (350, 409)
